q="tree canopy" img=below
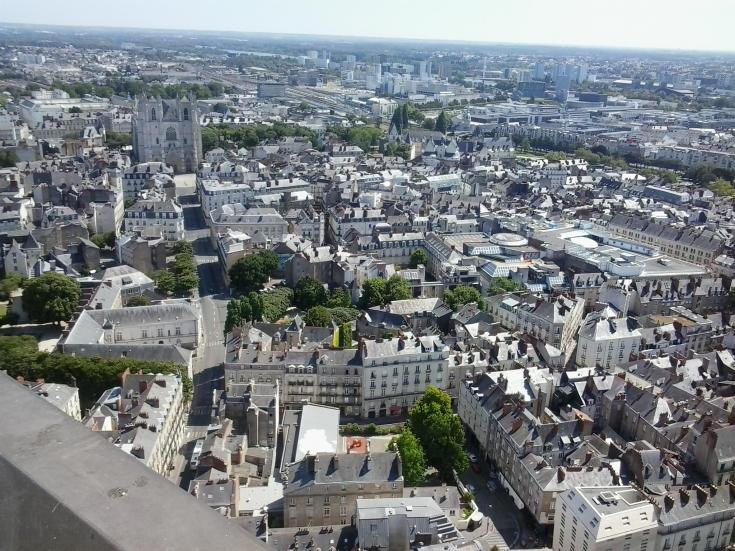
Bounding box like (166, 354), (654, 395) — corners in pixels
(434, 111), (450, 134)
(443, 285), (484, 311)
(23, 273), (81, 324)
(293, 277), (328, 311)
(360, 275), (411, 308)
(304, 305), (334, 327)
(409, 249), (428, 269)
(708, 178), (735, 197)
(487, 278), (522, 296)
(0, 335), (191, 406)
(408, 386), (468, 480)
(389, 428), (427, 487)
(229, 250), (279, 295)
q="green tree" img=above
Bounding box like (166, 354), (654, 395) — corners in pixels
(327, 288), (352, 308)
(443, 286), (484, 311)
(408, 386), (468, 480)
(23, 273), (81, 324)
(126, 295), (151, 307)
(229, 251), (279, 295)
(304, 305), (334, 327)
(389, 428), (427, 487)
(0, 150), (20, 168)
(360, 278), (387, 308)
(708, 179), (735, 197)
(247, 292), (265, 322)
(0, 273), (26, 300)
(261, 287), (293, 322)
(385, 275), (411, 302)
(293, 276), (328, 310)
(360, 275), (410, 308)
(401, 103), (409, 129)
(0, 335), (192, 405)
(390, 109), (403, 134)
(409, 249), (428, 268)
(90, 231), (116, 249)
(329, 307), (360, 325)
(225, 299), (244, 334)
(435, 111), (449, 134)
(488, 278), (521, 296)
(338, 322), (352, 348)
(153, 270), (176, 295)
(422, 118), (436, 130)
(172, 241), (194, 255)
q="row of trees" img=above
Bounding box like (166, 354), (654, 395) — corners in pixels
(201, 122), (319, 151)
(153, 241), (199, 296)
(390, 387), (468, 485)
(0, 335), (191, 406)
(388, 103), (426, 134)
(51, 79), (228, 100)
(327, 125), (383, 152)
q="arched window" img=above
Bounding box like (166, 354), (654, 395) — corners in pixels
(183, 108), (189, 121)
(165, 127), (177, 142)
(150, 108), (156, 121)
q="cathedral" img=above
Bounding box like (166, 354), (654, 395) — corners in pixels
(132, 96), (202, 174)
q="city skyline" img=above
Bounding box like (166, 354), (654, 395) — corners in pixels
(2, 0), (735, 53)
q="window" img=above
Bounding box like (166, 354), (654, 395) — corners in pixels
(157, 328), (164, 338)
(142, 330), (148, 339)
(183, 108), (189, 121)
(289, 498), (295, 507)
(151, 108), (156, 120)
(166, 127), (177, 142)
(323, 507), (330, 517)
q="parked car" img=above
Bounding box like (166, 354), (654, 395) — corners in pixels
(471, 462), (481, 474)
(465, 483), (477, 494)
(468, 453), (479, 463)
(486, 480), (497, 491)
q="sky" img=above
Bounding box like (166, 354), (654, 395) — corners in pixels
(3, 0), (735, 52)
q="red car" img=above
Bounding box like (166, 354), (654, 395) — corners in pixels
(471, 462), (481, 474)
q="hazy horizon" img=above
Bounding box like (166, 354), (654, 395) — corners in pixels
(2, 0), (735, 53)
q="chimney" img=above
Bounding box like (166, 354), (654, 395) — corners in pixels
(695, 485), (709, 504)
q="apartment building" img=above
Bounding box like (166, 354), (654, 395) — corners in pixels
(554, 487), (657, 551)
(576, 310), (641, 368)
(84, 372), (186, 477)
(281, 451), (403, 527)
(208, 205), (288, 244)
(554, 484), (735, 551)
(124, 198), (184, 241)
(360, 335), (451, 417)
(487, 293), (585, 353)
(606, 214), (724, 265)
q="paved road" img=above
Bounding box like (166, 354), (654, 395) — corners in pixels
(178, 190), (230, 425)
(459, 461), (533, 550)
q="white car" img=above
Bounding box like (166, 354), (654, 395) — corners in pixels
(189, 438), (204, 471)
(468, 453), (479, 463)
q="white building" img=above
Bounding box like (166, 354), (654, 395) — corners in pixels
(554, 487), (657, 551)
(360, 335), (450, 418)
(576, 310), (641, 368)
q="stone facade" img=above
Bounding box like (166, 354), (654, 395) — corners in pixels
(132, 96), (202, 174)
